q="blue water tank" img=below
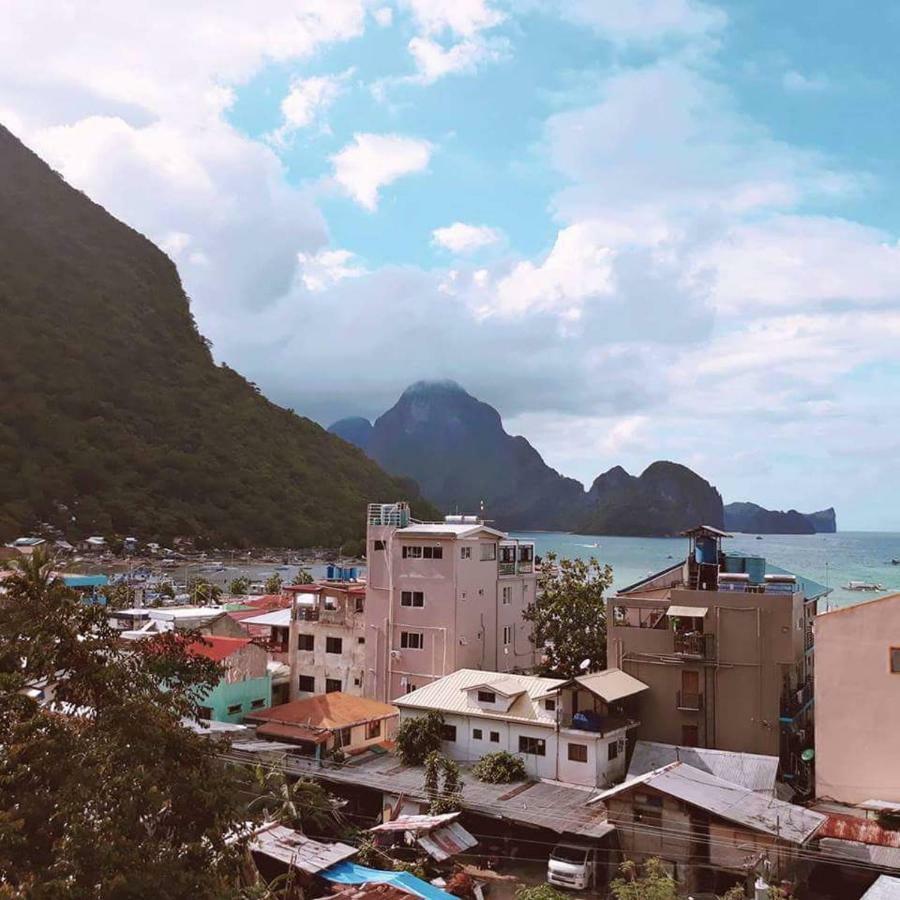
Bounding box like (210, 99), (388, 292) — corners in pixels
(326, 564), (336, 580)
(695, 536), (718, 564)
(349, 567), (358, 581)
(723, 554), (744, 574)
(745, 556), (766, 584)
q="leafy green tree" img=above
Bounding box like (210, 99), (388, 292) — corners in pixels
(263, 573), (283, 594)
(291, 569), (314, 585)
(156, 579), (176, 600)
(0, 549), (245, 896)
(610, 858), (678, 900)
(396, 710), (445, 765)
(515, 886), (568, 900)
(189, 576), (222, 605)
(230, 576), (251, 596)
(472, 751), (527, 784)
(523, 552), (612, 678)
(246, 764), (345, 839)
(101, 581), (135, 609)
(423, 751), (462, 814)
(718, 886), (746, 900)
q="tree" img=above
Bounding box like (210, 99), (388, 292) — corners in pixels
(189, 576), (222, 605)
(229, 576), (251, 596)
(0, 549), (245, 896)
(423, 751), (462, 814)
(156, 579), (176, 601)
(609, 858), (677, 900)
(472, 751), (527, 784)
(291, 569), (313, 585)
(523, 552), (612, 678)
(396, 710), (445, 765)
(101, 580), (135, 609)
(246, 764), (345, 839)
(515, 886), (568, 900)
(263, 573), (283, 594)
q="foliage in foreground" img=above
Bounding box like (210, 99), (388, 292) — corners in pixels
(396, 710), (445, 765)
(0, 550), (245, 897)
(609, 858), (678, 900)
(515, 885), (568, 900)
(472, 751), (527, 784)
(524, 552), (613, 678)
(423, 751), (463, 814)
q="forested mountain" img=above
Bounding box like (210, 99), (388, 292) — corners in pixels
(724, 502), (837, 534)
(0, 124), (433, 546)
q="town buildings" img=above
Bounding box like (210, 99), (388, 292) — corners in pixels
(815, 592), (900, 805)
(606, 526), (828, 780)
(393, 667), (647, 787)
(364, 502), (537, 701)
(188, 636), (272, 724)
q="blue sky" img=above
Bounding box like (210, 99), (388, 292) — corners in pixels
(4, 0), (900, 529)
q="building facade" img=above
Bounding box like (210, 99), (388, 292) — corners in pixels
(607, 526), (828, 779)
(191, 636), (272, 724)
(365, 503), (537, 701)
(393, 668), (645, 788)
(815, 593), (900, 804)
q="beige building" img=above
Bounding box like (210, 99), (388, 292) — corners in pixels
(815, 592), (900, 805)
(364, 502), (537, 701)
(607, 526), (829, 780)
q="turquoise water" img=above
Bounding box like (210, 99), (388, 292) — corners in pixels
(510, 531), (900, 610)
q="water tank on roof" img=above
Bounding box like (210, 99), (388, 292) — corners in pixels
(746, 556), (766, 584)
(444, 515), (464, 524)
(461, 515), (480, 523)
(695, 535), (718, 564)
(326, 564), (336, 580)
(723, 555), (744, 574)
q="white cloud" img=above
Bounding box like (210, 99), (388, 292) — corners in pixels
(270, 70), (351, 144)
(407, 35), (509, 84)
(400, 0), (504, 37)
(298, 248), (367, 292)
(330, 132), (433, 210)
(783, 69), (829, 93)
(556, 0), (725, 43)
(432, 221), (503, 253)
(373, 6), (393, 27)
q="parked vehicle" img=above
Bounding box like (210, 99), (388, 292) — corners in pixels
(547, 842), (601, 891)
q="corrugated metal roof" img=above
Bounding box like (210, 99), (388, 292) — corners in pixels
(820, 813), (900, 849)
(628, 741), (778, 795)
(595, 762), (825, 844)
(249, 823), (356, 873)
(241, 608), (292, 627)
(416, 821), (478, 861)
(819, 838), (900, 872)
(322, 862), (454, 900)
(861, 876), (900, 899)
(572, 669), (649, 703)
(370, 813), (460, 834)
(394, 523), (505, 540)
(393, 669), (565, 725)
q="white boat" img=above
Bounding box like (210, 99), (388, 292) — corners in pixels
(844, 580), (885, 592)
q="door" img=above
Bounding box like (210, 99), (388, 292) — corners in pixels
(681, 724), (699, 747)
(681, 670), (700, 710)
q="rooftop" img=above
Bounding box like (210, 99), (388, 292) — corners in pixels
(861, 876), (900, 899)
(246, 692), (398, 732)
(550, 670), (650, 704)
(593, 761), (825, 844)
(394, 523), (506, 540)
(248, 822), (356, 874)
(186, 636), (253, 662)
(627, 741), (779, 795)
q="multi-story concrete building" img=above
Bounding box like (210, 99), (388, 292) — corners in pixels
(364, 502), (537, 701)
(815, 592), (900, 805)
(240, 580), (368, 704)
(607, 526), (829, 780)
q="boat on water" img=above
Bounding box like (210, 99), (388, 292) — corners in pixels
(843, 580), (885, 592)
(891, 558), (900, 566)
(755, 535), (764, 540)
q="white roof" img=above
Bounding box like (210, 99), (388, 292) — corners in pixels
(862, 877), (900, 900)
(628, 741), (779, 795)
(241, 608), (291, 627)
(149, 606), (226, 621)
(395, 523), (506, 540)
(394, 669), (565, 725)
(248, 823), (356, 874)
(593, 761), (825, 844)
(565, 669), (650, 704)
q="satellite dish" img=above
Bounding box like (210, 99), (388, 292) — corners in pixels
(579, 658), (591, 671)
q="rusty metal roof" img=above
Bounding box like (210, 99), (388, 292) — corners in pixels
(248, 823), (356, 873)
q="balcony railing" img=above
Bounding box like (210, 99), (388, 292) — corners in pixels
(673, 632), (715, 659)
(677, 690), (702, 711)
(781, 681), (813, 719)
(499, 562), (516, 576)
(518, 561), (533, 574)
(804, 626), (814, 651)
(296, 608), (320, 622)
(561, 711), (639, 735)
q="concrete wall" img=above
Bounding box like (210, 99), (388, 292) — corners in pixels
(815, 595), (900, 803)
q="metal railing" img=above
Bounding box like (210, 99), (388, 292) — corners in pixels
(295, 608), (320, 622)
(673, 632), (715, 659)
(677, 690), (702, 711)
(498, 562), (516, 576)
(781, 681), (813, 718)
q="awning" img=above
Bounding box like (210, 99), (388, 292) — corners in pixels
(667, 605), (708, 618)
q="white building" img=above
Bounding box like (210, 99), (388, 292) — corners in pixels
(393, 668), (649, 788)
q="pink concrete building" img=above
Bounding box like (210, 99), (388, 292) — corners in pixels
(815, 592), (900, 805)
(364, 502), (537, 701)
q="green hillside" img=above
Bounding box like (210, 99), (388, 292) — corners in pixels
(0, 124), (433, 546)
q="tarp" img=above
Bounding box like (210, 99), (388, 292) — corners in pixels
(321, 862), (454, 900)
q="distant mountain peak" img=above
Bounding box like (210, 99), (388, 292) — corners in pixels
(401, 379), (469, 398)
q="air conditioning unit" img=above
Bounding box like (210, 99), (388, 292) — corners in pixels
(459, 637), (468, 646)
(390, 649), (402, 659)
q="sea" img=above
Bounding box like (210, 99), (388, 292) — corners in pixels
(509, 530), (900, 611)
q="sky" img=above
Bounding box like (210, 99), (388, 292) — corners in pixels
(3, 0), (900, 529)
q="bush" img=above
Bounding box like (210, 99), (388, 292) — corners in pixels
(472, 751), (527, 784)
(515, 886), (568, 900)
(396, 711), (445, 765)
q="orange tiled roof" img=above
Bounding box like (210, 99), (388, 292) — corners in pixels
(246, 692), (397, 729)
(186, 635), (253, 662)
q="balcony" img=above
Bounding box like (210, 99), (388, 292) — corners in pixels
(780, 680), (813, 720)
(498, 562), (516, 576)
(673, 632), (715, 660)
(677, 690), (702, 711)
(804, 626), (814, 652)
(561, 711), (639, 736)
(295, 608), (320, 622)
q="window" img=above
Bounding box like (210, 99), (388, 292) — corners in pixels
(297, 633), (314, 651)
(402, 545), (422, 559)
(326, 636), (343, 654)
(326, 678), (342, 693)
(353, 677), (361, 686)
(636, 805), (662, 830)
(298, 675), (315, 693)
(490, 731), (500, 743)
(366, 719), (381, 740)
(473, 728), (483, 740)
(519, 735), (546, 756)
(401, 590), (425, 608)
(891, 647), (900, 673)
(355, 597), (365, 613)
(402, 545), (443, 559)
(441, 724), (457, 742)
(198, 706), (214, 719)
(227, 703), (242, 715)
(568, 743), (588, 763)
(405, 681), (416, 693)
(422, 546), (443, 560)
(461, 547), (471, 559)
(400, 631), (424, 650)
(480, 543), (497, 561)
(544, 699), (556, 712)
(608, 741), (619, 761)
(477, 690), (496, 704)
(502, 586), (512, 605)
(357, 636), (366, 644)
(681, 724), (699, 747)
(335, 726), (351, 747)
(503, 625), (512, 645)
(373, 540), (386, 551)
(251, 698), (266, 709)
